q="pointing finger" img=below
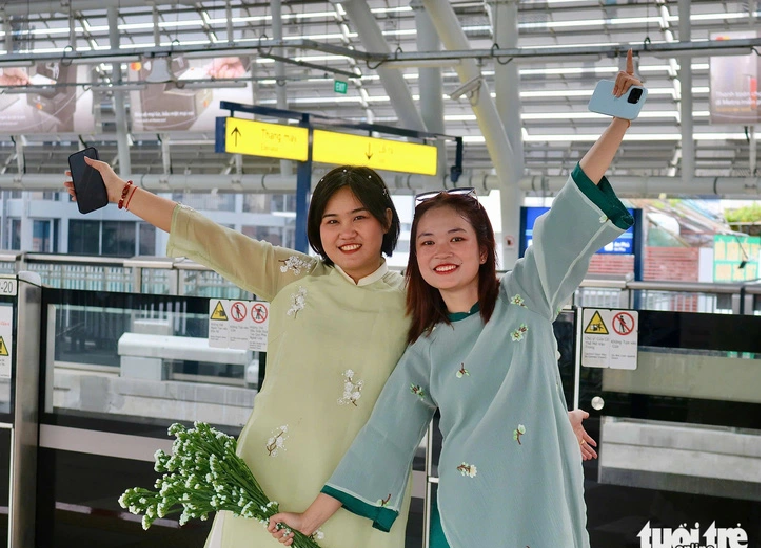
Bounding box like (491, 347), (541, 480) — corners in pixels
(626, 49), (634, 75)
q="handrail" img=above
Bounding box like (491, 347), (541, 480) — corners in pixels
(2, 251), (760, 296)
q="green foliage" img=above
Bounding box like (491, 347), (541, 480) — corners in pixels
(725, 204), (761, 224)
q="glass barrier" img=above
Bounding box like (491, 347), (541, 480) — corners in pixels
(577, 309), (761, 547)
(43, 289), (257, 429)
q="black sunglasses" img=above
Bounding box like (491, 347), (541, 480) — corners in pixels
(415, 187), (477, 204)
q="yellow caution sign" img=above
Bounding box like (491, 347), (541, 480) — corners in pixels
(312, 129), (437, 175)
(224, 117), (309, 161)
(211, 301), (229, 322)
(0, 336), (8, 356)
(584, 311), (609, 335)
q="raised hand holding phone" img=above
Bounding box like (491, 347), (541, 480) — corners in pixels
(588, 49), (647, 120)
(67, 148), (109, 214)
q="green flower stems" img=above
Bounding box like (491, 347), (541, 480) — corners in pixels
(118, 422), (322, 548)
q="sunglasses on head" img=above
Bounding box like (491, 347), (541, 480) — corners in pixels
(415, 187), (477, 204)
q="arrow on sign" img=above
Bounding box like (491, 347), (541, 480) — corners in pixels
(366, 143), (373, 160)
(231, 127), (241, 147)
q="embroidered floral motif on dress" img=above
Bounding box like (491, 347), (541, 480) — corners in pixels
(513, 424), (527, 445)
(266, 425), (289, 457)
(287, 287), (307, 317)
(279, 256), (313, 274)
(457, 463), (477, 478)
(410, 383), (427, 399)
(376, 494), (392, 507)
(177, 203), (196, 212)
(510, 294), (527, 307)
(456, 363), (470, 378)
(511, 323), (529, 341)
(337, 370), (364, 406)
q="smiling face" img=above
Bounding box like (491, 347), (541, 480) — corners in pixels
(319, 186), (390, 282)
(414, 205), (486, 310)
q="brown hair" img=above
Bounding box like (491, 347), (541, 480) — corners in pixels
(406, 193), (499, 345)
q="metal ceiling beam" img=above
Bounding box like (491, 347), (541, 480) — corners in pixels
(2, 37), (759, 66)
(334, 0), (426, 132)
(0, 0), (194, 16)
(420, 0), (519, 266)
(0, 172), (757, 198)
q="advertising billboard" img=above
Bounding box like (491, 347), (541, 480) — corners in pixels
(128, 56), (253, 132)
(709, 31), (760, 124)
(0, 62), (95, 133)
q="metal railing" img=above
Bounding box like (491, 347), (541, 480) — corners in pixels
(1, 251), (760, 313)
(575, 279), (761, 315)
(0, 252), (252, 300)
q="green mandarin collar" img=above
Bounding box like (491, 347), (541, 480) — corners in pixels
(447, 302), (480, 322)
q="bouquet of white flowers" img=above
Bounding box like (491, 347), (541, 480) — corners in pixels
(118, 422), (322, 548)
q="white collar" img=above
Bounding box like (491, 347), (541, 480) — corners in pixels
(334, 260), (389, 286)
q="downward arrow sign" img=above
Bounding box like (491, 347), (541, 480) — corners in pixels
(365, 142), (373, 160)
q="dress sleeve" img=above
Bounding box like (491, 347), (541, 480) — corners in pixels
(165, 204), (318, 302)
(321, 345), (436, 532)
(508, 163), (634, 319)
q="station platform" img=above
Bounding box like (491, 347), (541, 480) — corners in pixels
(0, 268), (759, 548)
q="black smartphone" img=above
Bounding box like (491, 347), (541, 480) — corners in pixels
(68, 147), (108, 214)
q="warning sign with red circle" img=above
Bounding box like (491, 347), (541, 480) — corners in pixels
(208, 299), (270, 352)
(581, 308), (638, 371)
(252, 303), (269, 324)
(231, 302), (248, 322)
(612, 311), (635, 336)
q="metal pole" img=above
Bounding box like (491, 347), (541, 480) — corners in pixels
(152, 4), (160, 46)
(632, 208), (645, 310)
(3, 12), (12, 54)
(491, 0), (523, 269)
(412, 0), (447, 185)
(108, 7), (132, 178)
(678, 0), (694, 184)
(272, 0), (293, 176)
(492, 0), (524, 172)
(295, 115), (312, 252)
(225, 0), (233, 44)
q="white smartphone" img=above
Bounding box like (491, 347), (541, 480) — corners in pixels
(588, 80), (648, 120)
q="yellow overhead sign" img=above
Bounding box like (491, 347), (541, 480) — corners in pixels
(224, 117), (309, 161)
(312, 130), (437, 175)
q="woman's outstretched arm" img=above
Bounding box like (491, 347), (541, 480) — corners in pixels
(579, 49), (642, 185)
(64, 156), (176, 233)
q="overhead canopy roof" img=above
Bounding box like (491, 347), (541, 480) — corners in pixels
(0, 0), (758, 189)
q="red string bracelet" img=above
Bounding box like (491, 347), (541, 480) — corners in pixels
(117, 180), (133, 209)
(124, 185), (138, 211)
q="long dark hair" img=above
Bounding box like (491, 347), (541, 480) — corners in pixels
(307, 166), (400, 265)
(406, 193), (499, 344)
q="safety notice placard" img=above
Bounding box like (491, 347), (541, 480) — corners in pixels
(0, 305), (13, 379)
(208, 299), (269, 352)
(581, 308), (638, 370)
